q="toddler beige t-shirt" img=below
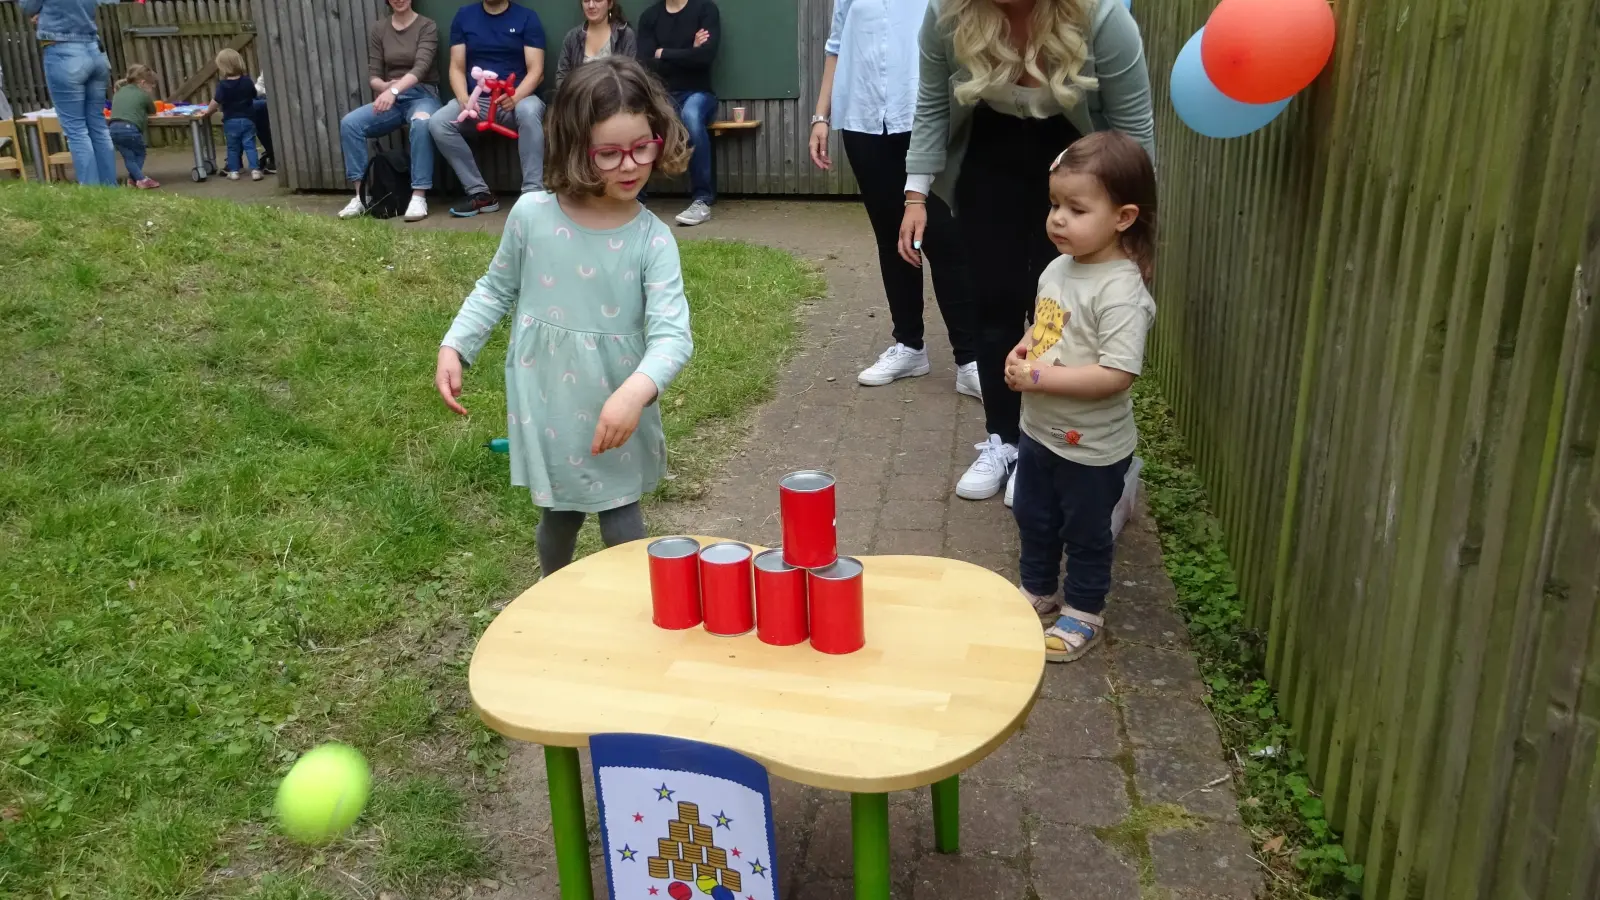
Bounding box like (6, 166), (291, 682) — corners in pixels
(1019, 256), (1156, 466)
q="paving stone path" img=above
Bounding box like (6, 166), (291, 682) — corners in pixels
(459, 200), (1263, 900)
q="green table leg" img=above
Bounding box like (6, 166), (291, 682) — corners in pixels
(930, 774), (960, 853)
(851, 792), (891, 900)
(544, 746), (594, 900)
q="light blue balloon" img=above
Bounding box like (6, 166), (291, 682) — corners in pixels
(1170, 28), (1290, 139)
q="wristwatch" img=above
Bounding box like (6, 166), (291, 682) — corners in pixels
(389, 86), (401, 97)
(810, 114), (829, 126)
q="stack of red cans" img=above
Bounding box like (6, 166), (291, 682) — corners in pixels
(645, 469), (865, 655)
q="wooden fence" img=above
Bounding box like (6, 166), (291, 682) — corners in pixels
(1140, 0), (1600, 897)
(0, 0), (260, 112)
(256, 0), (857, 194)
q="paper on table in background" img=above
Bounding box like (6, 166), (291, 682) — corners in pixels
(592, 734), (780, 900)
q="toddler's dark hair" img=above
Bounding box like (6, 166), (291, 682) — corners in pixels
(1052, 131), (1157, 283)
(544, 56), (689, 198)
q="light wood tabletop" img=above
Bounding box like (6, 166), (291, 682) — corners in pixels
(470, 537), (1045, 793)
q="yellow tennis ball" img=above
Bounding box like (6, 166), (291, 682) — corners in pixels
(275, 743), (371, 844)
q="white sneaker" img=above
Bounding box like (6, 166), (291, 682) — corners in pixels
(404, 195), (429, 222)
(226, 171), (240, 181)
(675, 200), (712, 226)
(857, 343), (930, 386)
(956, 361), (982, 399)
(250, 169), (263, 181)
(1004, 467), (1016, 508)
(337, 196), (365, 219)
(956, 434), (1017, 500)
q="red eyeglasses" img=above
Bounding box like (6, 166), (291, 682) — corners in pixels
(589, 137), (663, 171)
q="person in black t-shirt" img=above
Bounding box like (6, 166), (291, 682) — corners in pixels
(637, 0), (718, 226)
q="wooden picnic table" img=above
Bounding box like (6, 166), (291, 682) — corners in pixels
(18, 109), (218, 182)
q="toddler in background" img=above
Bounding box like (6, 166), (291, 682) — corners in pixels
(203, 49), (261, 180)
(109, 64), (159, 189)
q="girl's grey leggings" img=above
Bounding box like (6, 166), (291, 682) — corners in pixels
(535, 502), (647, 576)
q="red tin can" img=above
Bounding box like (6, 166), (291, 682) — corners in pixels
(648, 537), (702, 629)
(699, 541), (755, 636)
(754, 549), (808, 646)
(779, 470), (837, 569)
(808, 556), (865, 654)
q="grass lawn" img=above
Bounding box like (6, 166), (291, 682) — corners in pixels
(0, 183), (822, 899)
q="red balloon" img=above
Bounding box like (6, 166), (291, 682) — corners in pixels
(1201, 0), (1336, 104)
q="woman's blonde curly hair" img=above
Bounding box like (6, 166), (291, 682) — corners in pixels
(940, 0), (1099, 111)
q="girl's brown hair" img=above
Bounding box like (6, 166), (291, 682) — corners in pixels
(116, 64), (158, 92)
(215, 48), (247, 78)
(1052, 130), (1158, 283)
(543, 56), (689, 198)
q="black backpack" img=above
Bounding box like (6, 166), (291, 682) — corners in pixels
(359, 148), (410, 219)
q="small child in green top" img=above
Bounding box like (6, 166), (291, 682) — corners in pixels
(109, 64), (159, 189)
(435, 57), (695, 577)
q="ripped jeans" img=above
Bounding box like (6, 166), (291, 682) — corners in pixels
(338, 86), (440, 188)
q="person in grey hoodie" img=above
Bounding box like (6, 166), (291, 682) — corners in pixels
(22, 0), (118, 185)
(554, 0), (636, 92)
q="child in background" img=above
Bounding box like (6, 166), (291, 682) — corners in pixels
(1003, 130), (1158, 663)
(109, 64), (160, 189)
(203, 49), (261, 180)
(434, 56), (694, 576)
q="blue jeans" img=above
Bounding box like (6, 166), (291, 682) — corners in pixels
(671, 90), (716, 204)
(223, 117), (259, 172)
(41, 42), (116, 186)
(340, 87), (440, 188)
(1012, 434), (1133, 616)
(108, 120), (146, 182)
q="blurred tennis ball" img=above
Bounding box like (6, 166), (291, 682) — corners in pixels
(274, 743), (371, 844)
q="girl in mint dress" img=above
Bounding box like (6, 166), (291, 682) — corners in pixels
(436, 56), (694, 575)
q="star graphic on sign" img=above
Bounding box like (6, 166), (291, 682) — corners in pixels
(730, 847), (742, 858)
(647, 888), (659, 896)
(654, 783), (675, 801)
(714, 810), (734, 829)
(617, 844), (638, 862)
(632, 812), (644, 822)
(749, 858), (768, 878)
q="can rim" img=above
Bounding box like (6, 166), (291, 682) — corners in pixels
(809, 556), (863, 580)
(753, 548), (796, 572)
(779, 470), (836, 493)
(648, 536), (701, 560)
(699, 541), (752, 564)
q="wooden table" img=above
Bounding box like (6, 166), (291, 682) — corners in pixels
(470, 538), (1045, 899)
(18, 110), (217, 183)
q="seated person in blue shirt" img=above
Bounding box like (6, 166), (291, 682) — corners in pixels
(427, 0), (548, 217)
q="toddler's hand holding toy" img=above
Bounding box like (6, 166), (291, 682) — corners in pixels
(1004, 356), (1038, 393)
(435, 346), (469, 416)
(591, 375), (658, 455)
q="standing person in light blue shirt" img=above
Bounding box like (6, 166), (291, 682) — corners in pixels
(809, 0), (980, 400)
(22, 0), (118, 186)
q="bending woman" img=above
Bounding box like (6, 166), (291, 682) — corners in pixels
(899, 0), (1153, 506)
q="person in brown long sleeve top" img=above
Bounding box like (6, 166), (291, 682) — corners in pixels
(337, 0), (442, 222)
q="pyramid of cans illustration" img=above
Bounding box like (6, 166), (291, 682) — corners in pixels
(647, 471), (864, 654)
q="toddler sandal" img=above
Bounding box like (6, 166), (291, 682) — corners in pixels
(1021, 586), (1061, 626)
(1045, 610), (1104, 663)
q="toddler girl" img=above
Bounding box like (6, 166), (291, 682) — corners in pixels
(435, 56), (694, 576)
(109, 64), (159, 189)
(203, 49), (261, 180)
(1002, 130), (1157, 663)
